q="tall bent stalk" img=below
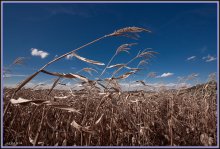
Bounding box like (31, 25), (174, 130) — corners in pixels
(4, 26), (151, 117)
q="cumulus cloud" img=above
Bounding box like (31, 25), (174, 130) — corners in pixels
(156, 72), (174, 78)
(202, 55), (216, 62)
(31, 48), (49, 59)
(186, 56), (196, 61)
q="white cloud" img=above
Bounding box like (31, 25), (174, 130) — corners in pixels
(192, 73), (199, 77)
(206, 57), (216, 62)
(31, 48), (49, 59)
(202, 55), (216, 62)
(156, 72), (174, 78)
(150, 82), (191, 89)
(186, 56), (196, 61)
(4, 79), (192, 92)
(3, 74), (27, 78)
(119, 82), (191, 91)
(66, 82), (72, 86)
(66, 54), (74, 60)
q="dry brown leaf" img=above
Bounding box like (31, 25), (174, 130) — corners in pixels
(95, 114), (104, 125)
(48, 105), (81, 114)
(10, 97), (49, 105)
(29, 136), (43, 145)
(41, 70), (89, 82)
(10, 98), (31, 104)
(114, 71), (136, 80)
(71, 52), (105, 65)
(82, 68), (98, 76)
(107, 64), (125, 69)
(54, 96), (70, 99)
(125, 66), (142, 71)
(71, 120), (82, 131)
(62, 139), (67, 146)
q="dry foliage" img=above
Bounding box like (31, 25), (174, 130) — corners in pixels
(3, 27), (217, 146)
(3, 82), (217, 146)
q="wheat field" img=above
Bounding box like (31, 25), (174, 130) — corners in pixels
(3, 27), (217, 146)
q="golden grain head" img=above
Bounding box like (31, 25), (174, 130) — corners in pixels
(116, 43), (137, 54)
(111, 26), (151, 36)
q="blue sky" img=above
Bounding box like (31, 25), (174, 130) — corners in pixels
(2, 2), (218, 88)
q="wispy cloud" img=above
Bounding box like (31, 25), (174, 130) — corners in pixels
(46, 6), (92, 18)
(186, 56), (196, 61)
(151, 82), (191, 89)
(200, 46), (207, 53)
(3, 74), (28, 78)
(202, 54), (216, 62)
(156, 72), (174, 78)
(177, 76), (186, 83)
(119, 82), (191, 91)
(31, 48), (49, 59)
(206, 57), (216, 62)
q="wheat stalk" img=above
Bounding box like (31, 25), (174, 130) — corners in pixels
(11, 26), (150, 98)
(99, 43), (137, 77)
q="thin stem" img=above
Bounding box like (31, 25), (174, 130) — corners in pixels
(33, 105), (46, 146)
(12, 34), (110, 97)
(99, 52), (117, 78)
(3, 102), (11, 118)
(104, 56), (138, 90)
(41, 35), (109, 70)
(111, 56), (137, 78)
